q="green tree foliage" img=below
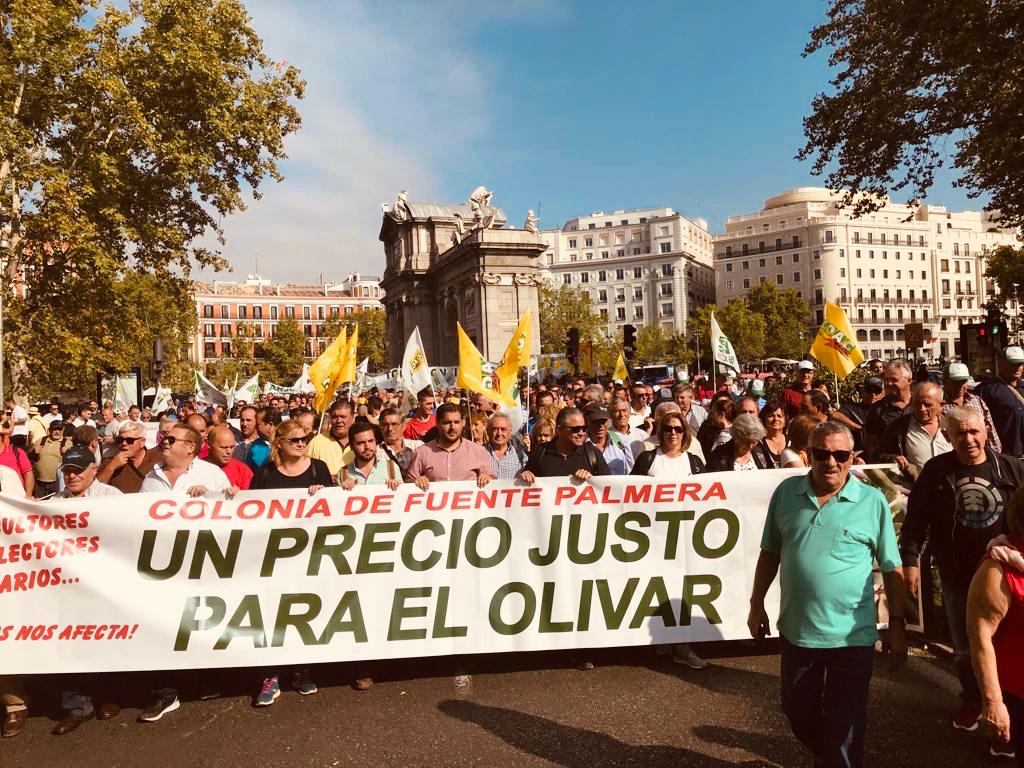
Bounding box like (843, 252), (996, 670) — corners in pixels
(320, 307), (389, 372)
(746, 282), (812, 360)
(634, 324), (669, 366)
(537, 282), (604, 354)
(0, 0), (305, 398)
(261, 317), (305, 383)
(205, 321), (259, 388)
(688, 300), (766, 370)
(984, 245), (1024, 303)
(799, 1), (1024, 229)
(8, 270), (196, 399)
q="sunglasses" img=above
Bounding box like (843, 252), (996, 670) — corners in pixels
(811, 447), (853, 464)
(661, 425), (686, 434)
(161, 436), (194, 447)
(115, 436), (142, 445)
(285, 435), (314, 446)
(560, 424), (587, 433)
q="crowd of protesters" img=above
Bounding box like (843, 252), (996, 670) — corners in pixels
(1, 346), (1023, 768)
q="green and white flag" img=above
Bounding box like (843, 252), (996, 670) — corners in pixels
(710, 313), (739, 375)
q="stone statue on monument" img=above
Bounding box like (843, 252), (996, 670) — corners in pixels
(389, 189), (412, 221)
(469, 185), (497, 230)
(523, 209), (539, 234)
(451, 212), (465, 245)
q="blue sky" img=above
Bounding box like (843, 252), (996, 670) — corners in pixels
(215, 0), (981, 282)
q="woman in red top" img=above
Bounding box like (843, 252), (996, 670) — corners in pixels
(969, 486), (1024, 764)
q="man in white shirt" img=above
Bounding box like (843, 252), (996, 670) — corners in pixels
(71, 404), (97, 429)
(141, 423), (231, 498)
(627, 383), (651, 429)
(673, 383), (708, 432)
(4, 399), (28, 450)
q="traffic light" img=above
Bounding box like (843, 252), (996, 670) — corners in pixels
(566, 327), (580, 368)
(623, 324), (637, 361)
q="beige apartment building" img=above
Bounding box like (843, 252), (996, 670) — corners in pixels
(540, 207), (716, 336)
(714, 188), (1021, 361)
(190, 273), (383, 366)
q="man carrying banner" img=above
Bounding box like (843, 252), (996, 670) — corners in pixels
(141, 423), (232, 499)
(519, 407), (611, 488)
(584, 403), (632, 475)
(407, 403), (493, 489)
(52, 445), (123, 734)
(484, 412), (527, 480)
(748, 421), (906, 768)
(378, 407), (421, 477)
(205, 425), (254, 491)
(340, 422), (401, 491)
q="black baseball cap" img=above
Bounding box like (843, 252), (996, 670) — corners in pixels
(61, 445), (96, 470)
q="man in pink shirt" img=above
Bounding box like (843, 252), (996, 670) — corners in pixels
(407, 404), (493, 489)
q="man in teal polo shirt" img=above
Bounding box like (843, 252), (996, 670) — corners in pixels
(748, 420), (907, 768)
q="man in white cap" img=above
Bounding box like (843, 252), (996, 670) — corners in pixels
(783, 361), (815, 420)
(974, 346), (1024, 458)
(940, 362), (1001, 452)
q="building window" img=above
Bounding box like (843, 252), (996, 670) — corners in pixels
(758, 241), (766, 253)
(204, 342), (215, 358)
(742, 261), (749, 270)
(813, 269), (822, 280)
(659, 242), (671, 254)
(270, 306), (278, 320)
(840, 267), (846, 277)
(600, 251), (609, 259)
(742, 244), (749, 256)
(220, 305), (229, 319)
(598, 289), (607, 302)
(303, 324), (313, 336)
(616, 307), (626, 320)
(616, 268), (625, 280)
(775, 274), (784, 285)
(616, 289), (625, 302)
(726, 263), (733, 272)
(616, 249), (625, 257)
(660, 283), (673, 297)
(793, 253), (800, 263)
(775, 238), (783, 250)
(598, 270), (607, 281)
(634, 307), (644, 320)
(793, 272), (800, 282)
(585, 237), (593, 246)
(742, 278), (751, 289)
(813, 250), (820, 260)
(253, 306), (263, 319)
(580, 272), (589, 283)
(238, 306), (248, 319)
(569, 239), (577, 248)
(661, 303), (673, 316)
(317, 306), (325, 320)
(661, 263), (672, 277)
(203, 323), (214, 337)
(634, 287), (643, 300)
(285, 306), (294, 318)
(632, 248), (641, 255)
(853, 232), (861, 243)
(203, 304), (213, 318)
(825, 230), (834, 243)
(633, 267), (642, 278)
(726, 280), (734, 290)
(220, 323), (231, 337)
(775, 255), (783, 265)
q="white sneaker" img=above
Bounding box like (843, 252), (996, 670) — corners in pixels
(673, 644), (707, 669)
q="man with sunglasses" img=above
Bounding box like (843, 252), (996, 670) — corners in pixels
(518, 407), (610, 485)
(627, 383), (651, 429)
(97, 422), (161, 493)
(141, 424), (231, 498)
(749, 421), (906, 768)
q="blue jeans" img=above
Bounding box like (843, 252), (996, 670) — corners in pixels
(941, 580), (982, 709)
(780, 636), (875, 768)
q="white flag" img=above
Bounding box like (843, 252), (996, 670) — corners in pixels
(401, 327), (433, 398)
(290, 363), (314, 393)
(234, 373), (260, 404)
(194, 371), (227, 406)
(356, 358), (369, 387)
(710, 313), (740, 375)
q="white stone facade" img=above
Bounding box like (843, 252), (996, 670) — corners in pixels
(539, 207), (716, 336)
(714, 188), (1021, 361)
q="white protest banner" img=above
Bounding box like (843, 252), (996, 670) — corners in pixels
(0, 473), (792, 674)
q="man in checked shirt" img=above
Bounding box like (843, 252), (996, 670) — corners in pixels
(406, 403), (494, 489)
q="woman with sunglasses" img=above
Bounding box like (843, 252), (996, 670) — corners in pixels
(249, 420), (334, 707)
(632, 411), (707, 669)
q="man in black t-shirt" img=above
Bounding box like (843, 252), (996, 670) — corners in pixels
(900, 406), (1024, 738)
(864, 360), (913, 460)
(830, 377), (883, 453)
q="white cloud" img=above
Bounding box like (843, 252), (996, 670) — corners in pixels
(208, 0), (500, 283)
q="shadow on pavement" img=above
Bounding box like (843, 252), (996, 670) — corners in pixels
(692, 724), (800, 765)
(437, 698), (779, 768)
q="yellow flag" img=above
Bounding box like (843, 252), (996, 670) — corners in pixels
(495, 313), (531, 395)
(311, 327), (346, 413)
(340, 324), (359, 384)
(810, 301), (864, 379)
(613, 352), (629, 384)
(577, 341), (595, 376)
(456, 323), (516, 408)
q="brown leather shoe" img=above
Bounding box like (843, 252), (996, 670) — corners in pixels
(52, 710), (94, 735)
(353, 676), (373, 691)
(2, 710), (26, 738)
(97, 703), (120, 721)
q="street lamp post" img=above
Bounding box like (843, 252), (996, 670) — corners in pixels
(0, 225), (8, 408)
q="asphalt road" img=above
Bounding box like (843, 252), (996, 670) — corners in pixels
(0, 642), (1006, 768)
